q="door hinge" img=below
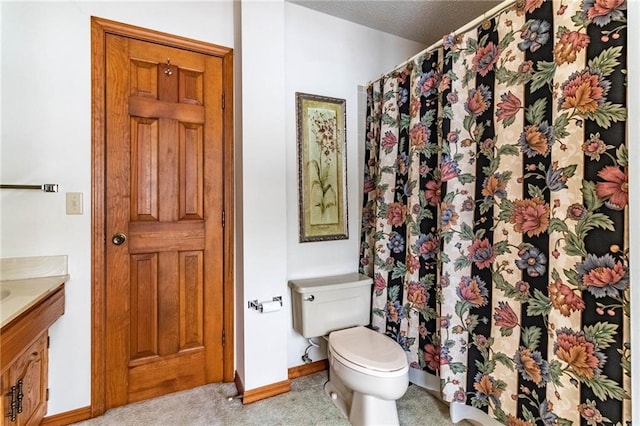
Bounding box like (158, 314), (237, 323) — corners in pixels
(222, 329), (226, 346)
(47, 335), (50, 349)
(222, 210), (225, 228)
(46, 388), (50, 401)
(222, 93), (225, 110)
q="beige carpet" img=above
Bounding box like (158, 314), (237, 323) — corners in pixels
(73, 371), (469, 425)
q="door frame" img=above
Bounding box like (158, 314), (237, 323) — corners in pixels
(90, 17), (234, 417)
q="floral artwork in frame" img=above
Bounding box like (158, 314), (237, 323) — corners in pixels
(296, 92), (348, 242)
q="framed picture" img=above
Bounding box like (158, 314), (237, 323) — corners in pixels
(296, 92), (348, 242)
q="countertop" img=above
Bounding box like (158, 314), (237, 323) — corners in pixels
(0, 275), (69, 328)
(0, 255), (69, 328)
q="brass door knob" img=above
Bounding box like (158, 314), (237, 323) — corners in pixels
(112, 233), (127, 245)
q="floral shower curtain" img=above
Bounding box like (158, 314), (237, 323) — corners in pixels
(359, 0), (629, 424)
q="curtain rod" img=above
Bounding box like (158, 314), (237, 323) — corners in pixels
(368, 0), (516, 85)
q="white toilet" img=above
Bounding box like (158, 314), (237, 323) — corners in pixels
(288, 273), (409, 426)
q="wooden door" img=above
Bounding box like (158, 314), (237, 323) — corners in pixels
(104, 34), (224, 408)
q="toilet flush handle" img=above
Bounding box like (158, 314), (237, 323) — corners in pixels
(304, 295), (315, 302)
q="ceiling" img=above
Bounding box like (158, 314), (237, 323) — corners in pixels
(288, 0), (503, 46)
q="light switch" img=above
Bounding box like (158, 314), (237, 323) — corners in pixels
(66, 192), (83, 215)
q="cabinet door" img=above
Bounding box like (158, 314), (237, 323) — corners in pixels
(1, 333), (48, 426)
(1, 368), (13, 425)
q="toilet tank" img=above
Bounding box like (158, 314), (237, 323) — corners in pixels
(288, 273), (373, 338)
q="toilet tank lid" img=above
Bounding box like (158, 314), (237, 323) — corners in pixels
(288, 273), (372, 294)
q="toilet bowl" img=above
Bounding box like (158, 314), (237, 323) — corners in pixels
(288, 273), (409, 426)
(325, 326), (409, 426)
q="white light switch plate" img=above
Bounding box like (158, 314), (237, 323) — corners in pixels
(66, 192), (83, 215)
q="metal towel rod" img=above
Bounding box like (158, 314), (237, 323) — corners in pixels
(0, 184), (59, 192)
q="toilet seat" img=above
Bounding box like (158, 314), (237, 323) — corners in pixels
(329, 326), (407, 377)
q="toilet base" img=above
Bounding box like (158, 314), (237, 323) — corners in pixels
(324, 377), (400, 426)
(324, 380), (350, 419)
(350, 392), (400, 426)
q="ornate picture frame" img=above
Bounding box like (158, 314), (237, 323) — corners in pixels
(296, 92), (348, 243)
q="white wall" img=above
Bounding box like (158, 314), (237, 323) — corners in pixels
(0, 1), (235, 415)
(237, 0), (425, 389)
(282, 2), (426, 367)
(238, 0), (289, 390)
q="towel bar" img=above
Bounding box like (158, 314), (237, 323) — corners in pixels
(0, 184), (58, 192)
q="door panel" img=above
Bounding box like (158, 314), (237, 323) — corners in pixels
(130, 253), (158, 360)
(130, 117), (159, 221)
(104, 33), (224, 408)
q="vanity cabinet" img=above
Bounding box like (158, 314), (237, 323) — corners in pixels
(0, 283), (64, 425)
(0, 333), (48, 425)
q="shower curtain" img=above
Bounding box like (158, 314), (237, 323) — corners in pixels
(359, 0), (629, 424)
